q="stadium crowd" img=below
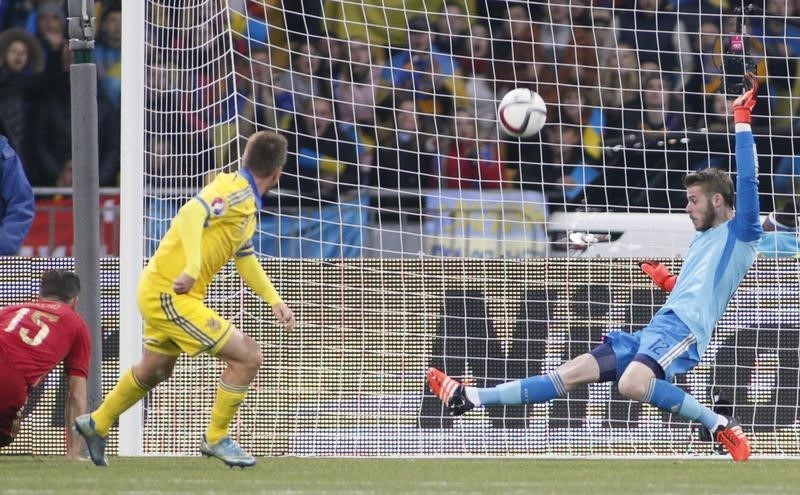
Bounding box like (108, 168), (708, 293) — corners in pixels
(1, 0), (799, 214)
(0, 0), (120, 188)
(227, 0), (800, 213)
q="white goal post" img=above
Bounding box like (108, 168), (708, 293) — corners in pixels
(119, 0), (145, 456)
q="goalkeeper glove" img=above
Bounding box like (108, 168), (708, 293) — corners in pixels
(638, 260), (677, 293)
(732, 73), (758, 124)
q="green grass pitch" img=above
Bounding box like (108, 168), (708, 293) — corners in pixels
(2, 457), (799, 494)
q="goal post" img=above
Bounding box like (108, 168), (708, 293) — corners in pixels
(119, 0), (145, 456)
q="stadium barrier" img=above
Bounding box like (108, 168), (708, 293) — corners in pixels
(23, 189), (702, 259)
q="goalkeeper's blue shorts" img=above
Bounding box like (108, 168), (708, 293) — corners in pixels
(604, 310), (701, 383)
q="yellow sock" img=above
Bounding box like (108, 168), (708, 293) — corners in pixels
(205, 380), (248, 444)
(91, 368), (150, 436)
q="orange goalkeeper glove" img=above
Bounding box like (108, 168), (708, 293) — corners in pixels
(638, 260), (677, 293)
(732, 73), (759, 124)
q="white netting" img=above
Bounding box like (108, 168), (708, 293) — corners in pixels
(143, 0), (800, 258)
(133, 0), (800, 457)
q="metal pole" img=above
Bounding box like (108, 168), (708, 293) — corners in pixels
(67, 0), (101, 410)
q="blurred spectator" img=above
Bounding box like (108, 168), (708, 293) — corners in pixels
(700, 93), (731, 134)
(575, 6), (619, 161)
(586, 6), (618, 77)
(144, 135), (172, 180)
(492, 3), (540, 96)
(541, 123), (602, 209)
(330, 38), (382, 181)
(617, 0), (691, 88)
(460, 22), (498, 140)
(55, 158), (71, 187)
(282, 0), (324, 44)
(683, 18), (722, 124)
(374, 98), (433, 190)
(381, 16), (461, 130)
(273, 40), (330, 114)
(598, 44), (642, 145)
(559, 87), (603, 161)
(28, 47), (119, 186)
(440, 109), (503, 190)
(639, 75), (683, 134)
(33, 1), (66, 74)
(754, 0), (800, 122)
(538, 0), (577, 66)
(319, 36), (346, 81)
(145, 58), (188, 133)
(0, 133), (34, 255)
(757, 0), (800, 67)
(229, 0), (289, 67)
(94, 2), (121, 108)
(433, 3), (471, 59)
(683, 93), (731, 173)
(0, 27), (43, 170)
(558, 87), (587, 127)
(537, 0), (596, 88)
(282, 96), (359, 202)
(236, 47), (278, 135)
(0, 0), (37, 31)
(332, 38), (382, 133)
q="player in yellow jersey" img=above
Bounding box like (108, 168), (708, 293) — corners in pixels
(75, 131), (296, 468)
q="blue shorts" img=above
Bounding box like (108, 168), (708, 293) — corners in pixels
(604, 310), (700, 382)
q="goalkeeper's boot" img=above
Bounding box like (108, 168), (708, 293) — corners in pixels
(200, 435), (256, 468)
(74, 414), (108, 467)
(426, 368), (474, 416)
(713, 417), (751, 462)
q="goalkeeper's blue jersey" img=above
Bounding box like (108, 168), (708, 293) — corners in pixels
(657, 129), (762, 355)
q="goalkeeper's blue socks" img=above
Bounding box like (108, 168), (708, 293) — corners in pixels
(642, 378), (725, 431)
(465, 372), (566, 406)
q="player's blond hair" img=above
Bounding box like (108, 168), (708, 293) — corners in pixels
(242, 131), (288, 177)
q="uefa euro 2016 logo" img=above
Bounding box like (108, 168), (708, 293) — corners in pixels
(211, 197), (225, 216)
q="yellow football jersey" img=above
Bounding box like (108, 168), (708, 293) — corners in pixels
(142, 170), (259, 299)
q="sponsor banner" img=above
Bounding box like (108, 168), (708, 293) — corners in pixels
(255, 194), (369, 258)
(423, 190), (547, 258)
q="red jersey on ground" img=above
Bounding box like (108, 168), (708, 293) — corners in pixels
(0, 300), (91, 388)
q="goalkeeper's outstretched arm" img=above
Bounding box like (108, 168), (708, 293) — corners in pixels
(731, 73), (763, 243)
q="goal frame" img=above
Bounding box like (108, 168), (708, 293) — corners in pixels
(119, 0), (145, 456)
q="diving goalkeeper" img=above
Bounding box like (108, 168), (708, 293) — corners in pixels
(76, 131), (296, 468)
(428, 75), (762, 462)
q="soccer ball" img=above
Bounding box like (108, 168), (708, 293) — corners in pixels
(497, 88), (547, 138)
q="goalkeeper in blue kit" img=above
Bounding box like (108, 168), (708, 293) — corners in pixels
(428, 75), (763, 462)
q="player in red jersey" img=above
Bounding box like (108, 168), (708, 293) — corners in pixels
(0, 270), (91, 458)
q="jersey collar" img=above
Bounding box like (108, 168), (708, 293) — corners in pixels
(238, 167), (262, 209)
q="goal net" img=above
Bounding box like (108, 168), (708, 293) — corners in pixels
(80, 0), (800, 458)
